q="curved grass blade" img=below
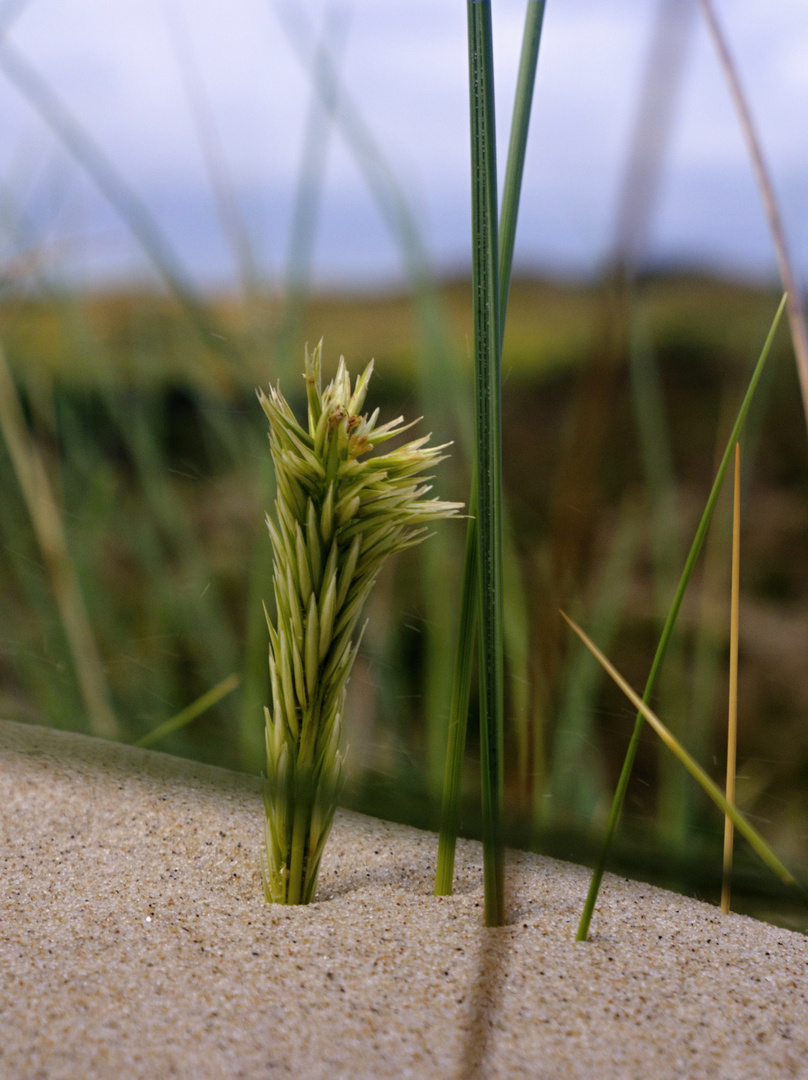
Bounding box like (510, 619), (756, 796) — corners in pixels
(135, 673), (242, 750)
(164, 0), (259, 299)
(275, 2), (443, 315)
(498, 1), (546, 331)
(699, 0), (808, 436)
(561, 612), (795, 888)
(575, 293), (787, 941)
(549, 495), (643, 823)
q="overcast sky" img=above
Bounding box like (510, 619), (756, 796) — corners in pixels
(0, 0), (806, 291)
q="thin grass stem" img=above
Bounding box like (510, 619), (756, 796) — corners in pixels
(435, 481), (479, 895)
(549, 495), (642, 822)
(561, 612), (795, 887)
(164, 0), (259, 299)
(135, 673), (241, 750)
(721, 443), (741, 913)
(0, 343), (118, 739)
(575, 293), (787, 941)
(497, 2), (545, 820)
(699, 0), (808, 435)
(435, 0), (545, 904)
(498, 0), (545, 332)
(467, 0), (504, 927)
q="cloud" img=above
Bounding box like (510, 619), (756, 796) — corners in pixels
(0, 0), (803, 288)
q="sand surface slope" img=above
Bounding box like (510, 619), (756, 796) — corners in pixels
(1, 719), (807, 1080)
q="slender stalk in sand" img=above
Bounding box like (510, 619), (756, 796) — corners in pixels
(466, 0), (505, 928)
(721, 443), (741, 914)
(436, 0), (546, 906)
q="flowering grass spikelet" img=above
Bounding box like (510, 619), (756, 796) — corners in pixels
(259, 341), (461, 904)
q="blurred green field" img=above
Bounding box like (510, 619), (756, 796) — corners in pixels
(1, 272), (806, 927)
(0, 272), (788, 386)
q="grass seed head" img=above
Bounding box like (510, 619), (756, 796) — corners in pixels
(260, 341), (461, 904)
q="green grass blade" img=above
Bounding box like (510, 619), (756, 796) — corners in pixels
(561, 612), (795, 887)
(435, 485), (479, 895)
(549, 496), (642, 822)
(502, 504), (532, 809)
(467, 0), (504, 928)
(575, 293), (788, 941)
(435, 0), (545, 901)
(276, 3), (433, 294)
(496, 5), (545, 816)
(498, 0), (545, 335)
(136, 673), (242, 750)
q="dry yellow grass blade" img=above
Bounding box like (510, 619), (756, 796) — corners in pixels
(0, 343), (118, 739)
(721, 443), (741, 914)
(560, 610), (795, 887)
(699, 0), (808, 434)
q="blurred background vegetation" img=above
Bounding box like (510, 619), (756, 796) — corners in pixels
(0, 0), (806, 930)
(2, 271), (806, 929)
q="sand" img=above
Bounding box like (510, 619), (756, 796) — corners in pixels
(1, 718), (807, 1079)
